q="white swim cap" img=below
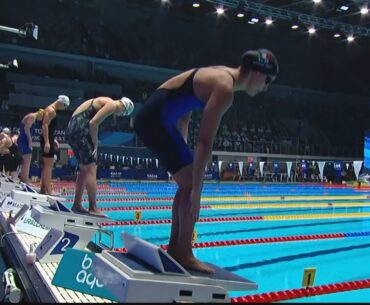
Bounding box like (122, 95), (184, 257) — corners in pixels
(57, 95), (70, 108)
(2, 127), (10, 135)
(117, 97), (134, 116)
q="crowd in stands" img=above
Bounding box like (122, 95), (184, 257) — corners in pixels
(187, 98), (364, 157)
(0, 66), (366, 158)
(0, 0), (368, 159)
(62, 156), (358, 183)
(217, 161), (357, 184)
(25, 151), (356, 183)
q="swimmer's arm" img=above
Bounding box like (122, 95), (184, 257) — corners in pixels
(0, 137), (10, 149)
(192, 87), (232, 195)
(177, 112), (191, 143)
(89, 98), (116, 147)
(42, 109), (55, 144)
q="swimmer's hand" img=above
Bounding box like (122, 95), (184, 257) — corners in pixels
(44, 142), (50, 154)
(190, 190), (201, 222)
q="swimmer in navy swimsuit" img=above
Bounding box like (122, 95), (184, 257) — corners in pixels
(18, 108), (44, 183)
(66, 96), (134, 218)
(134, 49), (279, 273)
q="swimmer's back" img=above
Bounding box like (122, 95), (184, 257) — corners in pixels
(159, 66), (235, 104)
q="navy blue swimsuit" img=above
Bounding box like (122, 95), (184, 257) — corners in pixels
(134, 68), (235, 174)
(134, 69), (204, 173)
(18, 121), (36, 155)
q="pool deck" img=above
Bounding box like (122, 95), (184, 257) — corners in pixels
(0, 211), (113, 303)
(1, 182), (370, 303)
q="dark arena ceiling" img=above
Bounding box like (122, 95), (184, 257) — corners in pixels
(1, 0), (370, 95)
(128, 0), (370, 39)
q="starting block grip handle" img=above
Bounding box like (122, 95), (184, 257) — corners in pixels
(121, 232), (189, 275)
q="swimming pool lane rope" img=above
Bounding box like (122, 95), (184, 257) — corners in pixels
(65, 195), (370, 203)
(110, 231), (370, 302)
(63, 191), (148, 197)
(231, 278), (370, 303)
(100, 213), (370, 226)
(112, 231), (370, 252)
(93, 202), (370, 211)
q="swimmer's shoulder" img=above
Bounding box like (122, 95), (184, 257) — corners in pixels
(197, 66), (234, 92)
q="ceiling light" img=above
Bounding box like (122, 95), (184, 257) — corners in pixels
(216, 6), (225, 15)
(265, 17), (273, 25)
(360, 7), (369, 15)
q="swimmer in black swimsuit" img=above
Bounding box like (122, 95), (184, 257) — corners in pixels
(0, 128), (11, 175)
(40, 95), (70, 195)
(134, 49), (279, 273)
(66, 96), (134, 217)
(0, 130), (22, 180)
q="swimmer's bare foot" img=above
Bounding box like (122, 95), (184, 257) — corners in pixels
(40, 190), (60, 196)
(49, 191), (61, 196)
(71, 205), (89, 214)
(28, 183), (40, 191)
(172, 255), (215, 274)
(88, 208), (108, 218)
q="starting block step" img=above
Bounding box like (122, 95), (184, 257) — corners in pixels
(30, 200), (113, 263)
(11, 188), (65, 206)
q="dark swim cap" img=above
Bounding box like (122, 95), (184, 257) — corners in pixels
(241, 49), (279, 84)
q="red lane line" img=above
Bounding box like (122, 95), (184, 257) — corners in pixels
(112, 233), (346, 252)
(62, 192), (148, 196)
(101, 216), (264, 226)
(64, 198), (175, 203)
(231, 279), (370, 303)
(64, 197), (172, 201)
(297, 183), (352, 188)
(100, 205), (212, 211)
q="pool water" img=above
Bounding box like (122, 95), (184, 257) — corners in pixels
(65, 182), (370, 302)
